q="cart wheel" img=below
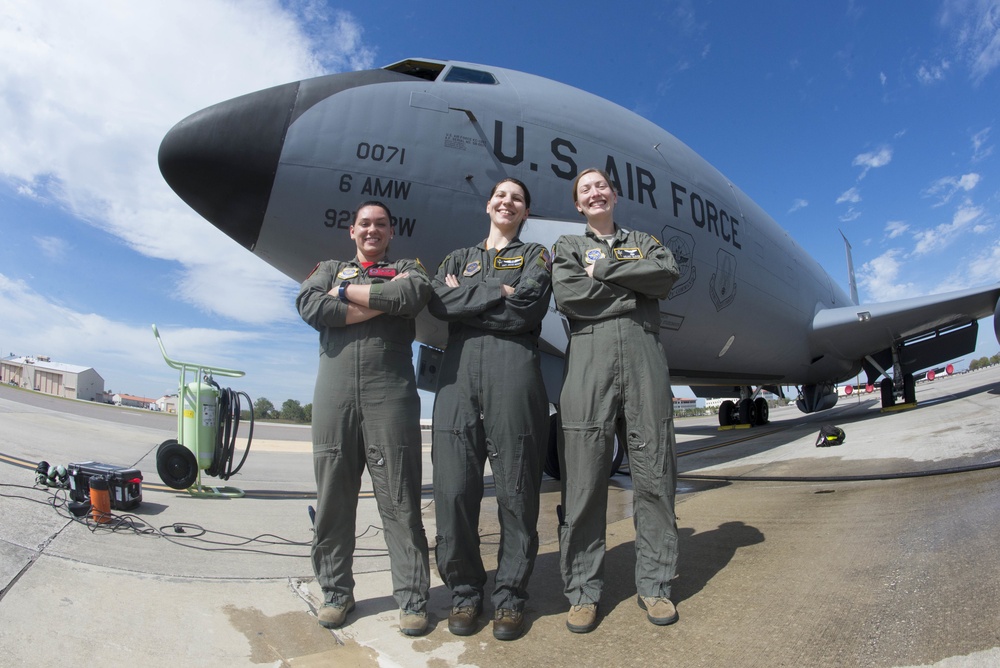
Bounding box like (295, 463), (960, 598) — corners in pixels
(157, 439), (198, 490)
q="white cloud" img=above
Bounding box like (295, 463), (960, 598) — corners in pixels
(916, 59), (951, 83)
(912, 200), (986, 255)
(917, 60), (951, 85)
(965, 238), (1000, 284)
(839, 208), (862, 223)
(837, 187), (862, 204)
(922, 172), (981, 206)
(857, 249), (915, 301)
(885, 221), (910, 239)
(788, 198), (809, 213)
(0, 0), (376, 327)
(34, 235), (69, 261)
(852, 145), (893, 179)
(942, 0), (1000, 83)
(971, 126), (993, 161)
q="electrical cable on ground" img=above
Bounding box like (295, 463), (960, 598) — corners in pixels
(2, 482), (392, 559)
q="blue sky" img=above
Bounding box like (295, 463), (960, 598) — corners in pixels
(1, 0), (998, 410)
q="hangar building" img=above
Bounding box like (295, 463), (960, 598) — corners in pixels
(1, 356), (105, 402)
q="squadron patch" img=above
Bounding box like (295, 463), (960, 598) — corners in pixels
(494, 256), (524, 270)
(538, 248), (552, 272)
(613, 247), (643, 260)
(585, 248), (606, 264)
(463, 260), (482, 277)
(336, 266), (360, 280)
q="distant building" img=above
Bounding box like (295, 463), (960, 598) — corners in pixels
(673, 396), (701, 411)
(156, 394), (178, 414)
(113, 393), (159, 410)
(0, 356), (105, 401)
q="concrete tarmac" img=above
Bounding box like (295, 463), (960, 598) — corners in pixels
(1, 367), (999, 667)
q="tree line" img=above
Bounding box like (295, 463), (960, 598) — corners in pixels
(249, 397), (312, 422)
(968, 354), (1000, 371)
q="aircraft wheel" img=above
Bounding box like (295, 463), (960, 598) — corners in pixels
(738, 398), (756, 425)
(719, 400), (735, 426)
(880, 378), (895, 408)
(753, 397), (769, 425)
(610, 422), (627, 476)
(903, 373), (916, 404)
(156, 439), (198, 490)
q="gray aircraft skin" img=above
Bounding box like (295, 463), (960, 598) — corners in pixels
(158, 57), (1000, 425)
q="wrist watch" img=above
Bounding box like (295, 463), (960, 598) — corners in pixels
(338, 281), (351, 303)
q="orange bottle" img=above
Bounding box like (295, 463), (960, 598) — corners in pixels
(89, 476), (112, 524)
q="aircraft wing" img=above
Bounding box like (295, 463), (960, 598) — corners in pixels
(810, 283), (1000, 376)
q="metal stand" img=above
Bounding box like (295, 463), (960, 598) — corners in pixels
(152, 324), (246, 498)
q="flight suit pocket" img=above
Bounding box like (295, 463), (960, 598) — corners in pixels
(560, 421), (609, 489)
(432, 424), (476, 496)
(628, 418), (676, 497)
(366, 443), (404, 507)
(626, 422), (666, 496)
(485, 435), (528, 511)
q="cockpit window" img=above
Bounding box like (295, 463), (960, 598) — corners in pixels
(443, 67), (498, 85)
(383, 60), (498, 85)
(384, 60), (445, 81)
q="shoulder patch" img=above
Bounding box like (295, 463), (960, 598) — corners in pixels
(306, 262), (320, 279)
(337, 266), (360, 280)
(613, 247), (644, 260)
(413, 258), (427, 274)
(463, 260), (482, 277)
(538, 248), (552, 272)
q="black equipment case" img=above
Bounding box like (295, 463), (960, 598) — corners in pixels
(67, 461), (143, 510)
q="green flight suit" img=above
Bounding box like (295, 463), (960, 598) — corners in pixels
(551, 225), (680, 606)
(297, 256), (432, 614)
(428, 238), (552, 612)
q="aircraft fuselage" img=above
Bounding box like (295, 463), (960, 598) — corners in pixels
(159, 59), (869, 393)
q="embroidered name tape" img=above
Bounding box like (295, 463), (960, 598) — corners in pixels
(614, 247), (643, 260)
(494, 256), (524, 269)
(368, 266), (397, 278)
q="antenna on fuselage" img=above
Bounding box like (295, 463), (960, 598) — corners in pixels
(839, 229), (859, 305)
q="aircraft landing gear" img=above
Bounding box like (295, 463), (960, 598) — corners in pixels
(718, 389), (770, 428)
(879, 372), (916, 408)
(872, 344), (917, 409)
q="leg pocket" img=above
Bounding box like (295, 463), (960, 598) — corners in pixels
(367, 443), (403, 507)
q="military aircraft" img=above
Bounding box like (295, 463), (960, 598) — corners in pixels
(159, 57), (1000, 434)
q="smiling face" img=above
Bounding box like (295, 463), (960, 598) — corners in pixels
(486, 179), (530, 232)
(350, 204), (393, 261)
(573, 169), (617, 221)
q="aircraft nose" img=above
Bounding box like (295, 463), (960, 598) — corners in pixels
(158, 82), (300, 251)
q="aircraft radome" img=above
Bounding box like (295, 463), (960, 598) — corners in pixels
(158, 57), (1000, 436)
